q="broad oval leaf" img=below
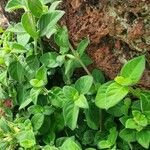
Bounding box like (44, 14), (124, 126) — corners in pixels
(120, 55), (145, 84)
(95, 82), (129, 110)
(28, 0), (43, 18)
(21, 12), (38, 38)
(75, 75), (93, 94)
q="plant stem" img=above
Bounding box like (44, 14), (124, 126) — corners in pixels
(69, 43), (91, 76)
(34, 38), (37, 55)
(39, 38), (43, 55)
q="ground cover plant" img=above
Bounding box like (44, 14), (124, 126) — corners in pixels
(0, 0), (150, 149)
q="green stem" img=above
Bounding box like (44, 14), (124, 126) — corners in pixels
(69, 43), (91, 76)
(39, 38), (43, 55)
(34, 38), (37, 55)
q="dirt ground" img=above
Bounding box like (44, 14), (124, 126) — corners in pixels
(0, 0), (150, 88)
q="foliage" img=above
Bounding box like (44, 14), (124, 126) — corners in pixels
(0, 0), (149, 149)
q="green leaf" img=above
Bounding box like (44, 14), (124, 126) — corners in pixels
(119, 129), (136, 142)
(125, 118), (143, 131)
(21, 12), (38, 38)
(38, 11), (65, 36)
(54, 26), (69, 48)
(63, 101), (79, 130)
(132, 110), (148, 127)
(31, 113), (44, 131)
(60, 138), (82, 150)
(28, 105), (43, 114)
(95, 82), (129, 110)
(35, 65), (47, 82)
(92, 69), (105, 84)
(19, 98), (32, 110)
(140, 91), (150, 111)
(84, 102), (100, 130)
(28, 0), (43, 18)
(114, 76), (133, 86)
(5, 0), (25, 12)
(49, 1), (62, 12)
(49, 87), (67, 108)
(98, 127), (118, 149)
(77, 38), (89, 57)
(17, 32), (30, 46)
(11, 42), (27, 53)
(17, 130), (36, 149)
(63, 86), (79, 101)
(8, 61), (24, 82)
(40, 52), (59, 68)
(30, 79), (45, 87)
(120, 55), (145, 84)
(30, 88), (41, 104)
(75, 75), (93, 94)
(136, 130), (150, 149)
(75, 94), (89, 109)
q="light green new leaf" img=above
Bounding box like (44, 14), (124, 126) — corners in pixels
(21, 12), (38, 38)
(38, 10), (65, 36)
(30, 79), (45, 88)
(136, 130), (150, 149)
(75, 94), (89, 109)
(63, 101), (79, 130)
(28, 0), (43, 17)
(35, 65), (47, 83)
(75, 75), (93, 94)
(120, 55), (145, 84)
(95, 82), (129, 110)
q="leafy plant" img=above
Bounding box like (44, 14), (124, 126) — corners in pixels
(0, 0), (149, 149)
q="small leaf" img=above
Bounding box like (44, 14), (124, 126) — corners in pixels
(30, 88), (41, 104)
(63, 101), (79, 130)
(28, 105), (43, 114)
(21, 12), (38, 38)
(40, 52), (59, 68)
(75, 75), (93, 94)
(28, 0), (43, 17)
(30, 79), (45, 88)
(77, 38), (89, 57)
(54, 26), (69, 48)
(35, 65), (47, 82)
(92, 69), (105, 84)
(120, 55), (145, 84)
(75, 94), (89, 109)
(49, 1), (62, 12)
(95, 82), (129, 110)
(8, 61), (24, 82)
(63, 86), (79, 101)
